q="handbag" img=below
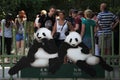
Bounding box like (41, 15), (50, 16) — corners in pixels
(65, 30), (69, 36)
(53, 20), (67, 40)
(53, 32), (60, 39)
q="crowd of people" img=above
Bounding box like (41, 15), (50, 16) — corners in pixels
(0, 3), (119, 63)
(33, 3), (119, 55)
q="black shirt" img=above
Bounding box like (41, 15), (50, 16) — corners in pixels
(38, 14), (55, 31)
(66, 16), (74, 26)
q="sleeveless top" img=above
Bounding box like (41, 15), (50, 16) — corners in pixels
(56, 20), (68, 40)
(0, 19), (13, 38)
(16, 18), (25, 34)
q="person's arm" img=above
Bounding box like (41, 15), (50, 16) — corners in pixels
(52, 22), (57, 36)
(67, 21), (74, 31)
(111, 18), (119, 30)
(74, 24), (79, 31)
(38, 22), (41, 28)
(74, 17), (81, 31)
(34, 18), (39, 28)
(81, 24), (85, 38)
(96, 14), (102, 30)
(74, 18), (79, 30)
(11, 20), (16, 29)
(96, 20), (100, 31)
(1, 19), (5, 26)
(94, 25), (97, 33)
(93, 21), (97, 33)
(14, 18), (18, 29)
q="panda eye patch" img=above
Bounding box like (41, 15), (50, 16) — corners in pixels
(69, 38), (72, 43)
(75, 38), (78, 42)
(42, 33), (46, 36)
(37, 33), (39, 37)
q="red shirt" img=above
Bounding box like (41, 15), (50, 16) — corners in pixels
(73, 16), (82, 32)
(74, 16), (81, 26)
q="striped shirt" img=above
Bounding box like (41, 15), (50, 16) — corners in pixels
(97, 11), (116, 35)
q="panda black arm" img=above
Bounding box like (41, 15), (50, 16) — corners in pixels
(27, 40), (43, 62)
(58, 42), (70, 62)
(42, 39), (58, 54)
(48, 42), (70, 74)
(79, 42), (89, 54)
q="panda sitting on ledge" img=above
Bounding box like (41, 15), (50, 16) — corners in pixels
(49, 31), (113, 77)
(8, 28), (58, 75)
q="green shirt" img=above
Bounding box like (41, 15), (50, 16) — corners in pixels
(82, 19), (96, 38)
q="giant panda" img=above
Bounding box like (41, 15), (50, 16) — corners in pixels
(8, 28), (58, 75)
(49, 31), (113, 77)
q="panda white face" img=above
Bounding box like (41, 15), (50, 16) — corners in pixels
(65, 32), (82, 47)
(35, 28), (53, 42)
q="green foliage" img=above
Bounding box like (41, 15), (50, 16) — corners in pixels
(16, 0), (43, 21)
(109, 7), (120, 14)
(0, 0), (119, 21)
(0, 0), (43, 21)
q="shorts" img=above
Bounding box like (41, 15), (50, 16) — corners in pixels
(83, 37), (92, 49)
(98, 34), (112, 50)
(16, 33), (24, 41)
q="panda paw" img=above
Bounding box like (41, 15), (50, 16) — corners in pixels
(81, 49), (89, 54)
(103, 64), (113, 72)
(41, 38), (48, 43)
(48, 58), (62, 74)
(8, 67), (19, 75)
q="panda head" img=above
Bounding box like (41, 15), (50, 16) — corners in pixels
(65, 32), (82, 47)
(34, 28), (53, 42)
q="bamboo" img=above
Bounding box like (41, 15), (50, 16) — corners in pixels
(112, 31), (114, 56)
(91, 26), (95, 54)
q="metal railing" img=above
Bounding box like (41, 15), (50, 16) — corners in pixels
(0, 21), (120, 80)
(90, 25), (120, 80)
(0, 21), (34, 79)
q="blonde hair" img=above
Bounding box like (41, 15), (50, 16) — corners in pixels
(84, 9), (93, 19)
(41, 10), (47, 15)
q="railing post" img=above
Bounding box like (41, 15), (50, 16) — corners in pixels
(23, 20), (27, 55)
(119, 22), (120, 56)
(112, 31), (114, 56)
(1, 20), (5, 78)
(1, 20), (5, 55)
(101, 33), (104, 56)
(118, 21), (120, 78)
(91, 26), (95, 54)
(13, 28), (17, 54)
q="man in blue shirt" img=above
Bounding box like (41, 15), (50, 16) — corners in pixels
(97, 3), (117, 55)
